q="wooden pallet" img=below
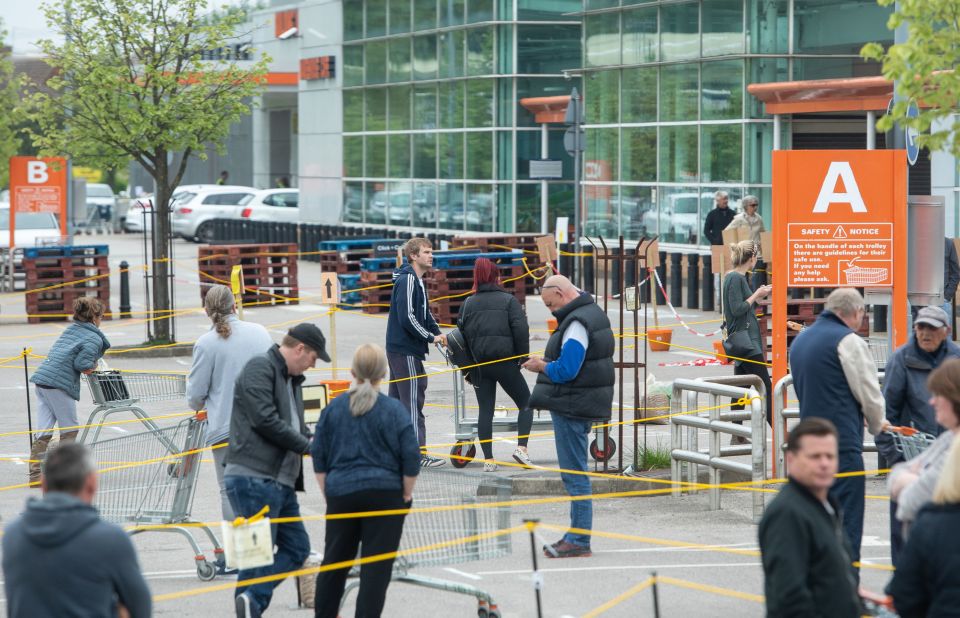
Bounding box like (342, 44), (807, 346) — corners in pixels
(198, 243), (299, 305)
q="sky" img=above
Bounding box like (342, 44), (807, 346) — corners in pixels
(0, 0), (51, 54)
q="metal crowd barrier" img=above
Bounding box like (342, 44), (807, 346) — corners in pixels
(772, 372), (883, 475)
(670, 378), (767, 523)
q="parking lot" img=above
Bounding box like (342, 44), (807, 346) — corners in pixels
(0, 234), (896, 616)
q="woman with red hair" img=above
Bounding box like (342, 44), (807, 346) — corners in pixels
(457, 258), (533, 471)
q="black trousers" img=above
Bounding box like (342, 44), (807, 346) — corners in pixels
(314, 490), (408, 618)
(473, 361), (532, 460)
(731, 355), (773, 426)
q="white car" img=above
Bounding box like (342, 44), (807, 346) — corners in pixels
(84, 183), (116, 228)
(0, 205), (65, 249)
(237, 189), (300, 223)
(170, 187), (257, 242)
(124, 185), (254, 234)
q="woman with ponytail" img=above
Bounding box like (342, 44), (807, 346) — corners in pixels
(186, 284), (272, 527)
(312, 343), (421, 618)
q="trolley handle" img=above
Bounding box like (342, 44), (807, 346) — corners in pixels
(885, 425), (919, 437)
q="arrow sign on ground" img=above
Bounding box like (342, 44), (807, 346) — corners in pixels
(320, 272), (340, 305)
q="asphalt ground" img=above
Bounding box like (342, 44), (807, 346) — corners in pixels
(0, 234), (896, 617)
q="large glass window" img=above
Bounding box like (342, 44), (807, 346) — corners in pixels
(622, 7), (658, 65)
(702, 0), (743, 57)
(548, 184), (575, 234)
(586, 0), (617, 9)
(659, 64), (698, 121)
(344, 136), (364, 177)
(343, 45), (364, 87)
(468, 0), (494, 22)
(366, 136), (387, 178)
(585, 128), (618, 182)
(345, 6), (364, 41)
(413, 182), (438, 227)
(747, 58), (787, 117)
(584, 184), (618, 238)
(439, 133), (464, 179)
(660, 2), (699, 61)
(387, 38), (411, 83)
(366, 0), (387, 37)
(439, 30), (465, 78)
(748, 0), (788, 54)
(439, 183), (466, 229)
(343, 90), (364, 132)
(585, 12), (620, 67)
(794, 0), (892, 54)
(413, 84), (437, 129)
(701, 60), (743, 120)
(413, 35), (437, 80)
(746, 122), (775, 184)
(466, 79), (494, 127)
(387, 181), (413, 226)
(517, 25), (580, 74)
(465, 184), (495, 232)
(388, 85), (411, 130)
(621, 186), (655, 240)
(390, 0), (411, 33)
(414, 0), (436, 31)
(365, 182), (387, 224)
(466, 27), (494, 76)
(366, 41), (387, 85)
(792, 57), (882, 81)
(621, 67), (656, 122)
(344, 182), (364, 222)
(466, 132), (494, 179)
(389, 135), (411, 178)
(516, 184), (539, 233)
(621, 127), (656, 182)
(518, 0), (580, 20)
(585, 70), (618, 124)
(413, 134), (437, 177)
(439, 81), (465, 128)
(441, 0), (465, 27)
(659, 185), (701, 244)
(659, 125), (698, 182)
(366, 88), (387, 131)
(701, 124), (742, 183)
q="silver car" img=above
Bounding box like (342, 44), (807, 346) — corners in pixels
(237, 189), (300, 223)
(171, 187), (256, 242)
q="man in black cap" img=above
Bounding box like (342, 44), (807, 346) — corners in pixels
(225, 323), (330, 618)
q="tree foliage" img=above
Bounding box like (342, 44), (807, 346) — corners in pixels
(28, 0), (269, 340)
(861, 0), (960, 157)
(0, 20), (22, 188)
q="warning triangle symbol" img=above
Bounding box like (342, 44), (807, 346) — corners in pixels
(833, 226), (848, 239)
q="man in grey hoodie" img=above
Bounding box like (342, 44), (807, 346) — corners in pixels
(2, 443), (152, 618)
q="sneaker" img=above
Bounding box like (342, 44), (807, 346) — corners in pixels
(543, 540), (592, 559)
(512, 448), (533, 468)
(235, 592), (261, 618)
(730, 435), (751, 446)
(483, 461), (498, 472)
(217, 562), (239, 576)
(420, 455), (446, 468)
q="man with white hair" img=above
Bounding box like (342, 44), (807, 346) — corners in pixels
(789, 288), (889, 573)
(702, 190), (735, 246)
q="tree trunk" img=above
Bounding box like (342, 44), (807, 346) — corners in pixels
(151, 154), (173, 342)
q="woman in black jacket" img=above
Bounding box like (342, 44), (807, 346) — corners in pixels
(457, 258), (533, 471)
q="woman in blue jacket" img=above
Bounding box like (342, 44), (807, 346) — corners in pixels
(28, 297), (110, 483)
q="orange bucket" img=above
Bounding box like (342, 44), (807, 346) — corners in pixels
(320, 379), (351, 399)
(713, 341), (732, 365)
(647, 328), (673, 351)
(547, 318), (558, 334)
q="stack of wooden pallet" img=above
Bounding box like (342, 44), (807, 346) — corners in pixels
(318, 238), (402, 274)
(197, 243), (299, 305)
(24, 245), (111, 324)
(450, 234), (547, 294)
(425, 250), (526, 325)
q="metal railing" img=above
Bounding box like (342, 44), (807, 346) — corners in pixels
(670, 378), (767, 523)
(772, 373), (884, 476)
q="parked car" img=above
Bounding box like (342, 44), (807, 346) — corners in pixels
(171, 187), (257, 242)
(0, 205), (65, 249)
(237, 189), (300, 223)
(84, 183), (116, 229)
(124, 184), (254, 234)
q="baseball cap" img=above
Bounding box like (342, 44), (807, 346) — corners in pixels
(287, 323), (332, 362)
(915, 306), (950, 329)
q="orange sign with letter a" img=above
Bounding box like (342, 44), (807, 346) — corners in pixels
(772, 150), (908, 386)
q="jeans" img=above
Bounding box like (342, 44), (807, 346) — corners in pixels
(551, 412), (593, 547)
(829, 453), (865, 579)
(224, 475), (311, 613)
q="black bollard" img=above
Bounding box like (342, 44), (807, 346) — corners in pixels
(656, 251), (667, 305)
(702, 255), (714, 312)
(874, 304), (888, 333)
(687, 254), (700, 309)
(670, 253), (683, 308)
(119, 260), (131, 319)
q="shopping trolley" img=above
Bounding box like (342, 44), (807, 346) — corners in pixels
(885, 426), (936, 460)
(339, 468), (512, 617)
(438, 343), (555, 468)
(866, 338), (890, 371)
(81, 370), (187, 444)
(86, 412), (224, 580)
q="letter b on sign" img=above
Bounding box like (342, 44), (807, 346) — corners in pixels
(27, 161), (49, 184)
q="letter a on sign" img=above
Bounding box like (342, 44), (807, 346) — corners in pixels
(811, 162), (867, 213)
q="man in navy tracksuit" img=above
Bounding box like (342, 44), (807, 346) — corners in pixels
(386, 238), (447, 467)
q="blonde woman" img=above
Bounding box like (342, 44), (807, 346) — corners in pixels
(186, 285), (272, 523)
(28, 297), (110, 483)
(722, 240), (773, 428)
(887, 432), (960, 616)
(311, 343), (420, 618)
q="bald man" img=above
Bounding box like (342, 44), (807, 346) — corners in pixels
(523, 276), (615, 558)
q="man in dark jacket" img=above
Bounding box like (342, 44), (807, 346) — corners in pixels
(2, 443), (152, 618)
(523, 275), (615, 558)
(225, 323), (330, 618)
(702, 190), (735, 246)
(759, 418), (862, 617)
(943, 237), (960, 314)
(386, 237), (446, 467)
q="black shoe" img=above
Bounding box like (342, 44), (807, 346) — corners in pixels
(543, 540), (592, 558)
(218, 562), (239, 576)
(236, 592), (261, 618)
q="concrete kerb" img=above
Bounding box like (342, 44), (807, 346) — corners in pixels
(106, 343), (194, 358)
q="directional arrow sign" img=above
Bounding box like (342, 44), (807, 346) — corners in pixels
(905, 99), (920, 166)
(320, 272), (340, 305)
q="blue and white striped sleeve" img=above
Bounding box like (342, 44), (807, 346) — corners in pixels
(397, 273), (435, 342)
(545, 321), (589, 384)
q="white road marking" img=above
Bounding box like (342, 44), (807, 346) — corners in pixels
(861, 536), (891, 547)
(474, 561), (762, 576)
(443, 567), (483, 581)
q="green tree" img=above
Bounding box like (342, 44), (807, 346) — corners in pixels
(0, 20), (22, 188)
(27, 0), (269, 342)
(861, 0), (960, 157)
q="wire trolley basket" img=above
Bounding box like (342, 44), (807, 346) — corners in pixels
(87, 412), (224, 581)
(866, 338), (890, 371)
(843, 258), (889, 286)
(885, 426), (937, 461)
(86, 370), (186, 404)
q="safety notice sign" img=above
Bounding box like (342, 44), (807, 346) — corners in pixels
(787, 223), (892, 287)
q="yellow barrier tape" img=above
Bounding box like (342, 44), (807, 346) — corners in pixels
(582, 577), (656, 618)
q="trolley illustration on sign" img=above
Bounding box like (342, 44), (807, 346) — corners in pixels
(842, 258), (889, 286)
(85, 413), (225, 580)
(338, 468), (513, 617)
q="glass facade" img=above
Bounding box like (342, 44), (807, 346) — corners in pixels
(342, 0), (581, 232)
(581, 0), (893, 246)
